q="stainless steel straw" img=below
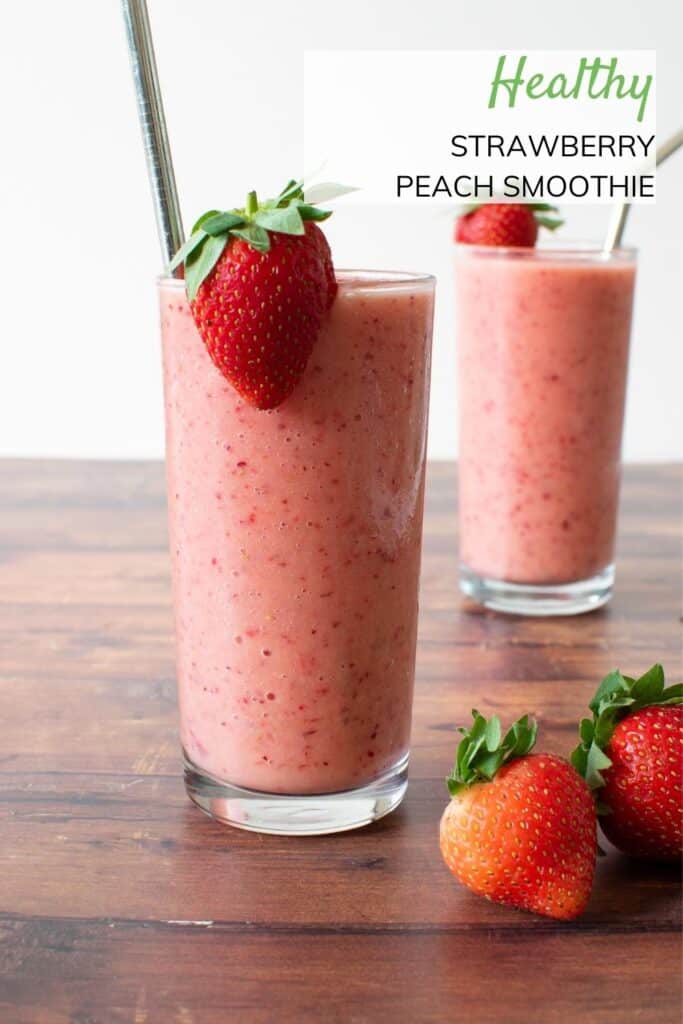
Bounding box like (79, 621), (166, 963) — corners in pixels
(604, 128), (683, 251)
(121, 0), (185, 266)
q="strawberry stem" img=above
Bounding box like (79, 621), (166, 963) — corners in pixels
(446, 710), (537, 796)
(167, 179), (340, 297)
(571, 664), (682, 797)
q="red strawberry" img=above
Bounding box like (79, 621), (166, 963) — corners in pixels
(454, 202), (562, 247)
(440, 712), (597, 921)
(169, 181), (337, 409)
(572, 665), (683, 861)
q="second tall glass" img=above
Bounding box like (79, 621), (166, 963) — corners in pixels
(159, 270), (435, 833)
(455, 244), (636, 616)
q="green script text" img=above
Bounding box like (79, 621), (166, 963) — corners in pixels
(488, 55), (653, 123)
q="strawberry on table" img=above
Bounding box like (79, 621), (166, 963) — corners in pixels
(440, 711), (597, 921)
(169, 180), (338, 410)
(572, 664), (683, 861)
(454, 202), (562, 247)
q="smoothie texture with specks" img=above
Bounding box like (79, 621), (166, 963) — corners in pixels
(455, 246), (635, 585)
(160, 273), (433, 794)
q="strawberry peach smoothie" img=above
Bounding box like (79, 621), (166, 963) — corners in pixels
(456, 244), (635, 589)
(160, 272), (434, 795)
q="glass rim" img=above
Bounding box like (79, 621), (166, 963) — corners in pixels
(454, 241), (637, 262)
(158, 268), (436, 290)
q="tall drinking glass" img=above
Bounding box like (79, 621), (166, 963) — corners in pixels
(159, 270), (435, 833)
(455, 244), (636, 616)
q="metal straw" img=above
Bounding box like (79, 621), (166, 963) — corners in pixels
(604, 128), (683, 251)
(122, 0), (185, 267)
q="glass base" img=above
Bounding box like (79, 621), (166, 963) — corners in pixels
(183, 752), (409, 836)
(459, 563), (614, 616)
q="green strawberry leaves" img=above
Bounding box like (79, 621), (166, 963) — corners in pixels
(276, 179), (304, 204)
(292, 202), (332, 222)
(527, 202), (563, 230)
(254, 205), (305, 235)
(571, 664), (681, 798)
(534, 213), (563, 231)
(446, 710), (537, 796)
(572, 733), (613, 792)
(230, 223), (270, 252)
(184, 233), (230, 301)
(200, 211), (246, 236)
(167, 226), (215, 272)
(168, 179), (343, 301)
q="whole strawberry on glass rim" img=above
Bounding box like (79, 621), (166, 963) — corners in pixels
(572, 664), (683, 861)
(440, 711), (597, 921)
(455, 202), (563, 247)
(169, 179), (342, 410)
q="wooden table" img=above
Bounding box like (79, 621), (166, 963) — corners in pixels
(1, 460), (680, 1023)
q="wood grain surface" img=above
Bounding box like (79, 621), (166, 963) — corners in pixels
(0, 460), (680, 1023)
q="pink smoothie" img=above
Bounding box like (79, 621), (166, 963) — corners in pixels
(159, 272), (434, 794)
(455, 245), (635, 585)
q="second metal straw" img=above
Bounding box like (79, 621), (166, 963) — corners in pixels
(604, 128), (683, 251)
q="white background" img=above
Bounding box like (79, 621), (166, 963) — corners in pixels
(1, 1), (681, 461)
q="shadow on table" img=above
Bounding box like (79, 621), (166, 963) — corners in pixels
(578, 838), (682, 928)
